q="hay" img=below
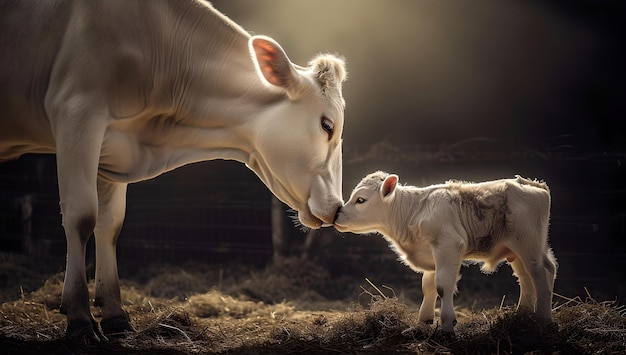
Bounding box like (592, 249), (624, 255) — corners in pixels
(186, 290), (295, 319)
(319, 295), (430, 352)
(554, 291), (626, 354)
(0, 256), (624, 353)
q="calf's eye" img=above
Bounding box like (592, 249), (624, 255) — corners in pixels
(355, 197), (366, 204)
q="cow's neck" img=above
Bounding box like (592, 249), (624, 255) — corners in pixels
(156, 2), (285, 166)
(101, 2), (288, 182)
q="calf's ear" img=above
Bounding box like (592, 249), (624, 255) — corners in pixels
(250, 36), (304, 100)
(380, 174), (398, 202)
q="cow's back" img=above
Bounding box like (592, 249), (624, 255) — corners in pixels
(0, 0), (72, 159)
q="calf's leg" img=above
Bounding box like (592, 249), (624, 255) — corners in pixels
(418, 271), (437, 324)
(433, 246), (462, 333)
(518, 248), (556, 324)
(510, 258), (536, 311)
(536, 249), (557, 321)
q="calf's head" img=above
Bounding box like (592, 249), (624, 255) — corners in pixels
(247, 37), (347, 228)
(334, 171), (399, 234)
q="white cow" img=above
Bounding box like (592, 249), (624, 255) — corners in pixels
(0, 0), (346, 342)
(335, 171), (557, 333)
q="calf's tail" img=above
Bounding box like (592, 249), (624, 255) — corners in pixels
(515, 175), (549, 192)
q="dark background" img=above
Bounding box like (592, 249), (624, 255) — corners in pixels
(1, 0), (624, 304)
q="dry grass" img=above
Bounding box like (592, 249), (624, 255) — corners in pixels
(1, 257), (624, 354)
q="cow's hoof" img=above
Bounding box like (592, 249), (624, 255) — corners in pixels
(101, 315), (135, 337)
(66, 320), (101, 345)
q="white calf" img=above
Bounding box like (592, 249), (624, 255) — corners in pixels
(335, 171), (557, 333)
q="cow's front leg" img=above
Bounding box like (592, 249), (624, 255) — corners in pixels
(54, 111), (107, 343)
(433, 244), (462, 334)
(94, 180), (133, 336)
(418, 271), (437, 324)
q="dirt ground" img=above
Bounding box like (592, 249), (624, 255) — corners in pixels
(0, 251), (624, 354)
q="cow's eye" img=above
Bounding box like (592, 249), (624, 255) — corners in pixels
(321, 116), (334, 140)
(355, 197), (366, 204)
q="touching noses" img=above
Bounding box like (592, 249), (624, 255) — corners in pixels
(319, 202), (342, 227)
(333, 205), (342, 224)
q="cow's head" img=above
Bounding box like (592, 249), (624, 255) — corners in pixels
(334, 171), (398, 234)
(247, 36), (347, 228)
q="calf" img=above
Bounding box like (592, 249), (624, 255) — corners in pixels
(334, 171), (557, 333)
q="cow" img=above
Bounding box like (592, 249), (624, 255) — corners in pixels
(334, 171), (557, 333)
(0, 0), (347, 342)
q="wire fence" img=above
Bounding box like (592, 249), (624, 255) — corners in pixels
(0, 141), (624, 301)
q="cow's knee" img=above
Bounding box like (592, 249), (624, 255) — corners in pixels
(61, 200), (97, 241)
(75, 214), (96, 242)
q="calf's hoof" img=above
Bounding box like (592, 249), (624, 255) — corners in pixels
(536, 313), (553, 325)
(437, 329), (457, 342)
(101, 315), (135, 337)
(440, 319), (457, 334)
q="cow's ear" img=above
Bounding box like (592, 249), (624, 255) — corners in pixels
(380, 174), (398, 202)
(250, 36), (303, 99)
